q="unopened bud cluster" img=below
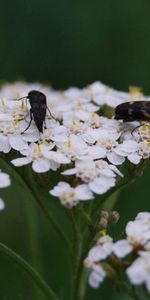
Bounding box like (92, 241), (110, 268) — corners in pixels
(98, 210), (120, 229)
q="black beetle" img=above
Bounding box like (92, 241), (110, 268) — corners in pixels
(115, 101), (150, 122)
(26, 90), (47, 133)
(16, 90), (50, 133)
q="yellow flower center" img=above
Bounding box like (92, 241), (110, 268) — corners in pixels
(129, 86), (142, 96)
(72, 119), (77, 126)
(21, 100), (25, 109)
(67, 139), (72, 149)
(1, 98), (5, 107)
(76, 100), (82, 108)
(12, 116), (19, 126)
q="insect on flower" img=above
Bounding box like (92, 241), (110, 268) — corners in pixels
(14, 90), (53, 133)
(115, 101), (150, 123)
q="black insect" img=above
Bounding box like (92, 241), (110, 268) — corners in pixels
(115, 101), (150, 122)
(17, 90), (50, 133)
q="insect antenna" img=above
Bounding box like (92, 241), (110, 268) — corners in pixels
(10, 96), (28, 101)
(10, 96), (28, 107)
(131, 122), (149, 136)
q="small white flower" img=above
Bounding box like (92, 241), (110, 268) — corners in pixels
(96, 132), (125, 165)
(88, 235), (113, 262)
(89, 176), (116, 194)
(61, 159), (97, 182)
(50, 181), (93, 208)
(11, 143), (55, 173)
(114, 140), (141, 164)
(63, 117), (87, 134)
(40, 120), (68, 143)
(84, 235), (112, 288)
(56, 134), (88, 159)
(126, 251), (150, 292)
(126, 220), (150, 246)
(88, 264), (106, 288)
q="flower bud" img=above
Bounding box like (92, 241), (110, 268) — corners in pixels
(109, 211), (120, 224)
(99, 210), (109, 220)
(99, 217), (108, 229)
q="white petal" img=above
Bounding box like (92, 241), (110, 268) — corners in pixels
(50, 161), (60, 171)
(136, 212), (150, 221)
(99, 167), (115, 177)
(50, 182), (70, 197)
(52, 133), (68, 142)
(61, 168), (77, 175)
(0, 198), (5, 210)
(0, 113), (12, 121)
(32, 159), (51, 173)
(82, 132), (97, 144)
(89, 177), (115, 194)
(89, 265), (106, 288)
(44, 151), (70, 164)
(76, 184), (93, 200)
(114, 140), (139, 156)
(109, 164), (123, 177)
(0, 135), (11, 153)
(9, 134), (28, 151)
(107, 152), (125, 165)
(11, 157), (32, 167)
(121, 140), (139, 153)
(126, 258), (147, 285)
(22, 131), (40, 142)
(113, 240), (133, 258)
(145, 279), (150, 293)
(128, 153), (141, 164)
(0, 172), (11, 188)
(88, 146), (106, 159)
(89, 243), (112, 262)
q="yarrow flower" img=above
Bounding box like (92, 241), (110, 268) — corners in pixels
(0, 81), (150, 207)
(50, 182), (93, 208)
(84, 212), (150, 293)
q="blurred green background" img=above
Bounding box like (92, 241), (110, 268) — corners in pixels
(0, 0), (150, 299)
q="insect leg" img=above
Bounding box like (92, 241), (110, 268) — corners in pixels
(21, 109), (33, 134)
(46, 106), (57, 120)
(18, 111), (30, 122)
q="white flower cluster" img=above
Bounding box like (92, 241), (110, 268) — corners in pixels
(0, 81), (150, 207)
(84, 212), (150, 292)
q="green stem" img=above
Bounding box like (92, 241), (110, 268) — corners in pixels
(29, 185), (71, 252)
(77, 268), (88, 300)
(124, 284), (142, 300)
(0, 242), (60, 300)
(78, 206), (95, 234)
(26, 199), (44, 300)
(69, 210), (82, 300)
